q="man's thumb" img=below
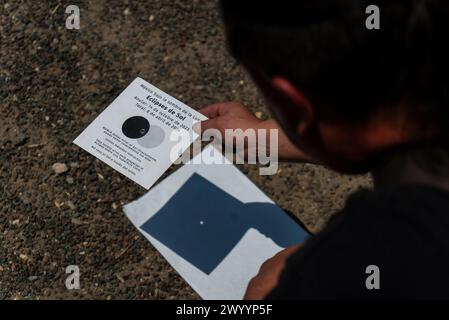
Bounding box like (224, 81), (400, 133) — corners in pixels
(192, 119), (220, 134)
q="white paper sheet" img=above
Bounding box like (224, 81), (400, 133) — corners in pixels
(74, 77), (207, 189)
(123, 145), (309, 300)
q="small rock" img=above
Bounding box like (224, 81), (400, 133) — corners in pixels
(66, 200), (76, 210)
(66, 176), (74, 184)
(11, 219), (20, 225)
(19, 254), (28, 261)
(19, 193), (31, 204)
(123, 8), (130, 16)
(28, 276), (38, 281)
(13, 133), (28, 147)
(54, 200), (64, 208)
(116, 274), (125, 283)
(149, 15), (155, 22)
(52, 162), (68, 174)
(255, 111), (263, 119)
(71, 218), (87, 225)
(69, 162), (80, 169)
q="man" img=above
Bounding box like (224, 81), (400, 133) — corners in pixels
(196, 1), (449, 299)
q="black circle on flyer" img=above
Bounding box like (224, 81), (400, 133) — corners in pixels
(122, 116), (150, 139)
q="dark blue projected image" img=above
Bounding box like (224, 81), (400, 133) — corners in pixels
(140, 173), (309, 274)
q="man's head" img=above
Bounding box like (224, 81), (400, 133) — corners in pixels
(221, 0), (449, 173)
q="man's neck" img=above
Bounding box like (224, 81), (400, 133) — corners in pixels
(372, 143), (449, 193)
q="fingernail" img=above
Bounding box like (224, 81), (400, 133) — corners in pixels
(192, 122), (201, 134)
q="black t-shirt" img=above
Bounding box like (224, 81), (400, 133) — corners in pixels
(267, 184), (449, 299)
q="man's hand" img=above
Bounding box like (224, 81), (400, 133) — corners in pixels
(196, 101), (265, 137)
(244, 245), (301, 300)
(195, 102), (315, 163)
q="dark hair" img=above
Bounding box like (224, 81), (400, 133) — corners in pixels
(221, 0), (449, 139)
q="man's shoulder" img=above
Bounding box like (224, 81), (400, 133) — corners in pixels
(268, 184), (449, 299)
(345, 184), (449, 211)
(339, 184), (449, 229)
(316, 183), (449, 256)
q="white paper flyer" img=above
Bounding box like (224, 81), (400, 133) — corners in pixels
(73, 77), (207, 189)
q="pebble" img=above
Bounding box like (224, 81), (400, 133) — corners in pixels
(28, 276), (38, 281)
(71, 218), (87, 225)
(116, 274), (125, 283)
(54, 201), (64, 209)
(13, 133), (28, 147)
(66, 176), (74, 184)
(66, 200), (76, 210)
(69, 162), (80, 169)
(52, 162), (68, 174)
(19, 254), (28, 261)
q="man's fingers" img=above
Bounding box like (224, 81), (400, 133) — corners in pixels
(273, 244), (302, 259)
(198, 103), (224, 118)
(198, 102), (238, 118)
(194, 105), (224, 134)
(193, 118), (222, 134)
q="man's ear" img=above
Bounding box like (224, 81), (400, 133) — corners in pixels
(271, 76), (314, 136)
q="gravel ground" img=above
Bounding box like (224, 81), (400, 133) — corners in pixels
(0, 0), (371, 299)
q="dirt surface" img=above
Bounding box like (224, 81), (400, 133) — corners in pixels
(0, 0), (371, 299)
